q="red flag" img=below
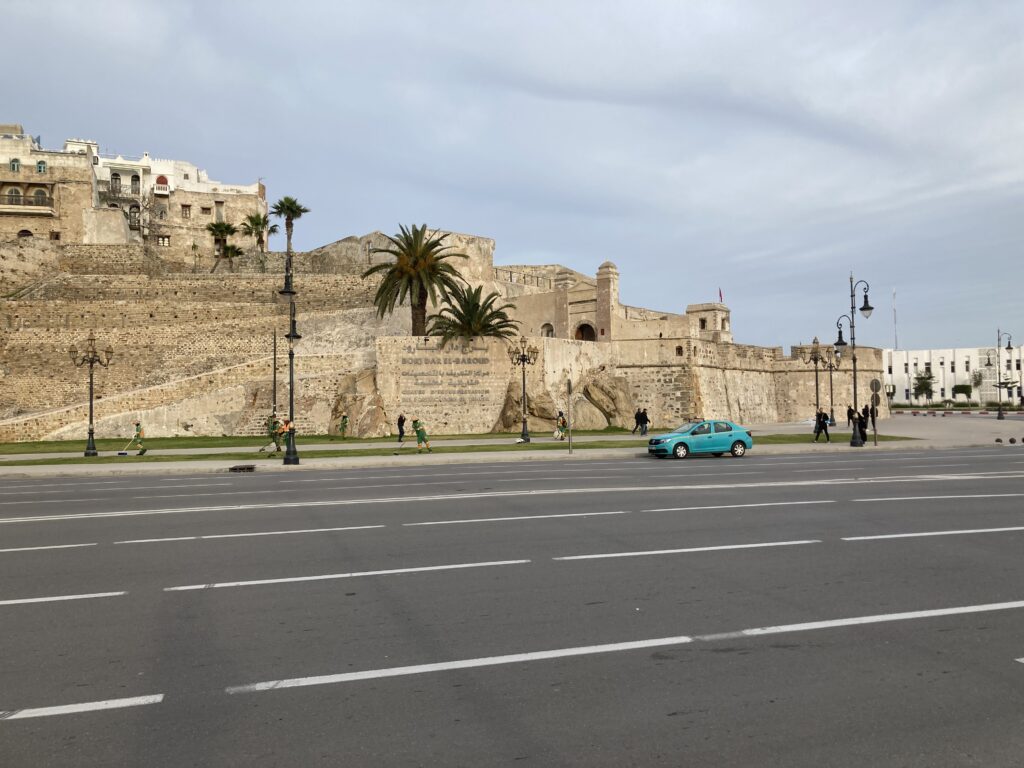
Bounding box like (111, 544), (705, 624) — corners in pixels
(718, 287), (723, 303)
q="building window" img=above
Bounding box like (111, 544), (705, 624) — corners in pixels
(184, 173), (190, 180)
(904, 388), (910, 400)
(131, 174), (140, 195)
(7, 189), (21, 204)
(157, 206), (167, 220)
(1007, 359), (1013, 371)
(887, 365), (892, 374)
(9, 158), (20, 172)
(201, 206), (212, 215)
(214, 200), (224, 222)
(110, 173), (121, 195)
(156, 235), (171, 247)
(36, 160), (46, 173)
(699, 318), (707, 330)
(540, 323), (554, 338)
(1017, 360), (1021, 371)
(924, 362), (931, 373)
(181, 204), (191, 219)
(904, 363), (909, 373)
(33, 189), (47, 205)
(965, 359), (970, 371)
(950, 361), (956, 373)
(675, 346), (684, 356)
(129, 205), (140, 228)
(49, 231), (60, 241)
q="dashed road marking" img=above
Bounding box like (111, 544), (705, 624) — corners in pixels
(0, 591), (126, 606)
(553, 539), (820, 561)
(0, 694), (163, 720)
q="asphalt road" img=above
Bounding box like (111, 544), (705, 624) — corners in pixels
(2, 446), (1024, 767)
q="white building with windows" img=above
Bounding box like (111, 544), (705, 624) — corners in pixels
(885, 346), (1024, 405)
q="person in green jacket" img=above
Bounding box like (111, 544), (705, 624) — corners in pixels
(338, 413), (349, 439)
(259, 412), (282, 454)
(130, 420), (146, 455)
(412, 418), (431, 453)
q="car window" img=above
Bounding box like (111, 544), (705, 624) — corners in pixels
(714, 422), (732, 433)
(691, 422), (711, 435)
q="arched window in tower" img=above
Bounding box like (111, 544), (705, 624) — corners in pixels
(110, 173), (121, 195)
(9, 158), (20, 172)
(574, 323), (597, 342)
(131, 174), (140, 195)
(36, 160), (46, 174)
(540, 323), (555, 338)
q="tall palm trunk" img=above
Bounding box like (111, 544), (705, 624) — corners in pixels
(286, 220), (294, 253)
(412, 285), (429, 336)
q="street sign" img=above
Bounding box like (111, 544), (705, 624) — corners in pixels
(871, 393), (881, 407)
(869, 379), (881, 393)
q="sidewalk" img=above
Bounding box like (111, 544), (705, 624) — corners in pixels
(1, 413), (1022, 478)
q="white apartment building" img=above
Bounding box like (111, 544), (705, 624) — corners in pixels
(885, 346), (1024, 405)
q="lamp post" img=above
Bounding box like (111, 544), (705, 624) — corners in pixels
(279, 252), (301, 465)
(801, 336), (823, 417)
(68, 332), (113, 457)
(508, 336), (539, 442)
(833, 273), (873, 447)
(823, 346), (841, 426)
(987, 329), (1013, 420)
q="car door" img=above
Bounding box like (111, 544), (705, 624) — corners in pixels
(689, 421), (715, 453)
(713, 421), (734, 451)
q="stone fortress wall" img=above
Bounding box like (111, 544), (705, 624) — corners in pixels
(0, 226), (885, 442)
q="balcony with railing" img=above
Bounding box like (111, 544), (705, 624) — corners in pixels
(153, 183), (170, 196)
(0, 194), (55, 215)
(493, 267), (553, 290)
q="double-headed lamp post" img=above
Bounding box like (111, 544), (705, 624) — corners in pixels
(279, 252), (301, 465)
(68, 332), (113, 457)
(986, 329), (1013, 420)
(823, 345), (841, 426)
(833, 274), (873, 447)
(801, 337), (823, 417)
(508, 337), (539, 443)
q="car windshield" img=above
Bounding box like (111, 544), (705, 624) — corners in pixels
(674, 422), (705, 433)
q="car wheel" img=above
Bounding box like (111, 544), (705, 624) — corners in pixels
(712, 452), (723, 457)
(673, 443), (689, 459)
(730, 441), (746, 457)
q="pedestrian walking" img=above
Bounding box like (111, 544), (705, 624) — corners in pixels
(632, 408), (642, 434)
(259, 412), (282, 454)
(397, 413), (406, 444)
(858, 412), (868, 443)
(276, 418), (292, 450)
(412, 418), (431, 453)
(846, 405), (855, 428)
(639, 408), (650, 436)
(554, 410), (568, 440)
(813, 409), (830, 442)
(869, 404), (878, 431)
(338, 413), (349, 439)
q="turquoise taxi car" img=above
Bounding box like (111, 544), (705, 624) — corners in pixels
(647, 419), (753, 459)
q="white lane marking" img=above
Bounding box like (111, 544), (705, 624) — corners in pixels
(165, 559), (530, 592)
(0, 480), (124, 489)
(856, 493), (1024, 503)
(0, 542), (97, 553)
(642, 500), (834, 513)
(116, 525), (384, 545)
(0, 694), (163, 720)
(115, 536), (198, 544)
(6, 472), (1024, 526)
(1015, 658), (1024, 664)
(843, 526), (1024, 541)
(698, 600), (1024, 640)
(404, 511), (628, 527)
(225, 635), (695, 693)
(0, 591), (126, 606)
(794, 467), (870, 473)
(554, 539), (820, 561)
(226, 598), (1024, 694)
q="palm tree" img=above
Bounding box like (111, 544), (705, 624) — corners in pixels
(222, 243), (245, 273)
(206, 221), (237, 273)
(427, 283), (519, 347)
(363, 224), (468, 336)
(240, 212), (279, 253)
(270, 197), (309, 254)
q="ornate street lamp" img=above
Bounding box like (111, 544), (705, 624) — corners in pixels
(279, 252), (301, 465)
(68, 332), (113, 457)
(508, 336), (539, 442)
(801, 336), (823, 417)
(823, 346), (841, 426)
(834, 273), (873, 447)
(987, 329), (1013, 420)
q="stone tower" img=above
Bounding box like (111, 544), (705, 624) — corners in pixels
(596, 261), (619, 343)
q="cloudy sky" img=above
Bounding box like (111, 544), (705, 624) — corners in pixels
(8, 0), (1022, 349)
